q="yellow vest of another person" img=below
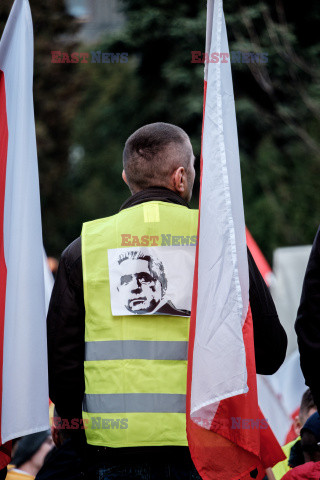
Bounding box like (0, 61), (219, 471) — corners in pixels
(6, 466), (34, 480)
(82, 201), (198, 447)
(272, 437), (300, 480)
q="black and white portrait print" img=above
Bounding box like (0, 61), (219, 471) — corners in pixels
(108, 246), (196, 316)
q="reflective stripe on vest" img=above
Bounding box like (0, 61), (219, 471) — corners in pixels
(82, 201), (198, 447)
(83, 393), (186, 413)
(85, 340), (188, 361)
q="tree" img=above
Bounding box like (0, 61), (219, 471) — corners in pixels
(0, 0), (84, 256)
(5, 0), (315, 259)
(74, 0), (317, 260)
(70, 1), (206, 235)
(226, 0), (320, 255)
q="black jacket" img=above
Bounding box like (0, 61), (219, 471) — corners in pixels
(47, 187), (287, 426)
(35, 440), (83, 480)
(295, 226), (320, 411)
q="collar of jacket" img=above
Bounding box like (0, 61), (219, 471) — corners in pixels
(119, 186), (190, 212)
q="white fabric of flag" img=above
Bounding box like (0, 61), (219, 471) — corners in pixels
(0, 0), (49, 443)
(190, 0), (249, 425)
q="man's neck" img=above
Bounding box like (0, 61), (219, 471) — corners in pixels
(120, 186), (189, 212)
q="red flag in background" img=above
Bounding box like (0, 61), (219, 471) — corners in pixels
(246, 228), (273, 286)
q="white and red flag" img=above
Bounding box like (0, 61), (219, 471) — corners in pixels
(186, 0), (284, 478)
(0, 0), (49, 450)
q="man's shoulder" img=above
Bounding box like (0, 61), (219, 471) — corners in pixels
(61, 237), (81, 265)
(82, 214), (119, 236)
(313, 225), (320, 256)
(56, 237), (83, 290)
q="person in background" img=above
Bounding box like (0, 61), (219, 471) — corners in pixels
(295, 225), (320, 411)
(7, 431), (53, 480)
(47, 258), (58, 279)
(280, 412), (320, 479)
(0, 442), (12, 480)
(272, 389), (317, 479)
(35, 409), (83, 480)
(292, 389), (317, 440)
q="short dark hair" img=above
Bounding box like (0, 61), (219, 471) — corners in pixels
(300, 388), (316, 420)
(123, 122), (192, 192)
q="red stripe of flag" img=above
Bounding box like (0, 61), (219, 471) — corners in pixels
(0, 70), (8, 444)
(186, 78), (207, 425)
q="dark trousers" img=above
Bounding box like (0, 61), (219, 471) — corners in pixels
(0, 467), (7, 480)
(85, 461), (201, 480)
(81, 443), (202, 480)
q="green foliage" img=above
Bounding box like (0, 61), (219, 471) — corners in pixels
(2, 0), (319, 260)
(0, 0), (84, 256)
(70, 1), (206, 230)
(72, 0), (320, 260)
(225, 0), (320, 257)
(69, 59), (140, 231)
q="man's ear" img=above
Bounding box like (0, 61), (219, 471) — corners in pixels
(122, 170), (128, 185)
(293, 415), (302, 437)
(172, 166), (186, 196)
(51, 425), (62, 448)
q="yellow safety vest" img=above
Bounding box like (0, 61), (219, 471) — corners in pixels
(82, 201), (198, 447)
(272, 437), (300, 479)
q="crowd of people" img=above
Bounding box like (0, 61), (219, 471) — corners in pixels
(6, 391), (320, 479)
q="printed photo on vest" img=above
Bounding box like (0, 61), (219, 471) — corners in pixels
(108, 246), (196, 316)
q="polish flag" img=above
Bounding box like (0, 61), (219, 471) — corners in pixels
(186, 0), (284, 478)
(0, 0), (49, 452)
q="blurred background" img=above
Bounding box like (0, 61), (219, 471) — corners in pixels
(0, 0), (319, 445)
(1, 0), (319, 263)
